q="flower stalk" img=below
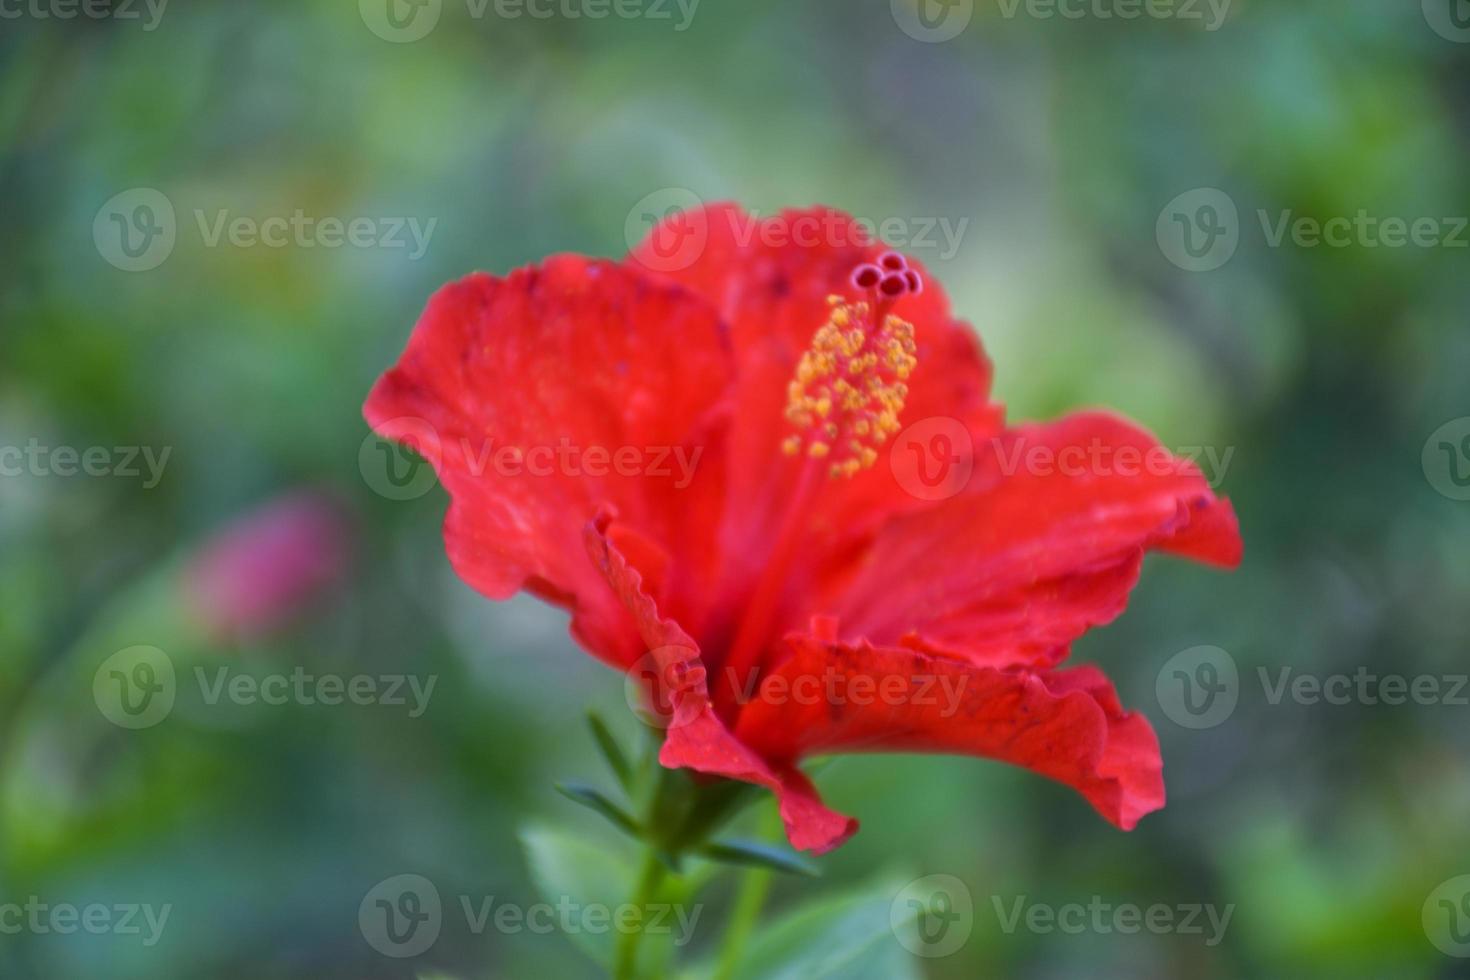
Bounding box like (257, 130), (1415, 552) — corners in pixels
(614, 845), (668, 980)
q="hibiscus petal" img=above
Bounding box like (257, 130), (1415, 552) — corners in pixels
(585, 514), (857, 853)
(819, 411), (1242, 669)
(628, 204), (1004, 646)
(364, 257), (733, 667)
(733, 633), (1165, 831)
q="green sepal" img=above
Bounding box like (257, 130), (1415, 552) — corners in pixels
(554, 781), (642, 839)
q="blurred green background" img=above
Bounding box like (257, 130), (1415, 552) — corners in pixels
(3, 0), (1470, 977)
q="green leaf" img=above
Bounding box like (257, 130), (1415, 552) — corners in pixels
(670, 777), (762, 850)
(587, 710), (635, 792)
(698, 839), (819, 877)
(520, 824), (637, 968)
(555, 781), (642, 838)
(706, 875), (923, 980)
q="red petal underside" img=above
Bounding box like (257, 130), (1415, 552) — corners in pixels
(733, 633), (1165, 831)
(586, 515), (857, 853)
(810, 412), (1242, 671)
(628, 204), (1004, 652)
(364, 257), (733, 667)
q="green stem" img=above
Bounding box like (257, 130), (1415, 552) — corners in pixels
(611, 729), (767, 978)
(615, 732), (679, 980)
(614, 846), (667, 980)
(712, 806), (781, 980)
(712, 864), (773, 980)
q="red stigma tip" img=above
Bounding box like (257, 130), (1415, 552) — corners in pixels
(879, 252), (907, 271)
(852, 264), (882, 289)
(905, 270), (923, 295)
(879, 273), (907, 298)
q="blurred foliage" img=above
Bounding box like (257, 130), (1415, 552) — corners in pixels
(2, 0), (1469, 977)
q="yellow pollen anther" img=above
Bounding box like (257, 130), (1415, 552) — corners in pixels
(783, 295), (918, 479)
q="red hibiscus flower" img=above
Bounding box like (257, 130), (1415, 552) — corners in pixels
(364, 204), (1241, 854)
